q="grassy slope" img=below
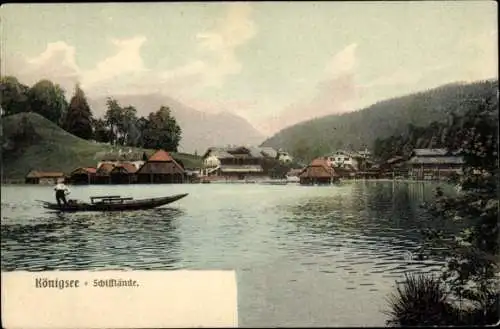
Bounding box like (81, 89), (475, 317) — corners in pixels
(1, 112), (202, 179)
(261, 80), (498, 160)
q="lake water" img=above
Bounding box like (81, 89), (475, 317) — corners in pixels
(1, 181), (462, 327)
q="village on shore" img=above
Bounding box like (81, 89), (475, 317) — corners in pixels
(23, 144), (464, 186)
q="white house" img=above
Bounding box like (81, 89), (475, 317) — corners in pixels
(326, 150), (361, 170)
(277, 150), (293, 163)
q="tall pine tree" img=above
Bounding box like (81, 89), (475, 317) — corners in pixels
(64, 84), (94, 139)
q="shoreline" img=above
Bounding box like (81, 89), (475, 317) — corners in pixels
(1, 178), (456, 187)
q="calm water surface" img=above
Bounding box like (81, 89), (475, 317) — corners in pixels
(1, 181), (462, 327)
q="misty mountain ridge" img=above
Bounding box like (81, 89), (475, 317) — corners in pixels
(261, 79), (498, 162)
(88, 93), (265, 154)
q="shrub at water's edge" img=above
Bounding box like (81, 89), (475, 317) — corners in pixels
(385, 95), (499, 325)
(1, 112), (202, 180)
(385, 273), (455, 326)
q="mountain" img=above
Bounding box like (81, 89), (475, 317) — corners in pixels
(1, 112), (202, 179)
(88, 94), (265, 154)
(260, 80), (498, 162)
(372, 92), (498, 162)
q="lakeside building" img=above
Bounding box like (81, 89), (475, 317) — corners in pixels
(200, 146), (291, 181)
(69, 167), (97, 184)
(67, 149), (184, 185)
(326, 149), (374, 171)
(25, 170), (65, 184)
(68, 149), (146, 184)
(324, 149), (374, 178)
(326, 150), (361, 170)
(136, 149), (185, 184)
(109, 162), (138, 184)
(94, 163), (115, 184)
(406, 148), (464, 180)
(378, 156), (408, 178)
(96, 150), (146, 171)
(299, 158), (339, 185)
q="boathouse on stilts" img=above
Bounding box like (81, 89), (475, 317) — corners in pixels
(69, 167), (97, 185)
(110, 162), (138, 184)
(299, 158), (339, 185)
(136, 149), (185, 184)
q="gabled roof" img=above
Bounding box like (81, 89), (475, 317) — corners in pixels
(136, 160), (184, 174)
(300, 159), (337, 178)
(227, 146), (251, 155)
(26, 170), (65, 178)
(71, 167), (97, 175)
(247, 146), (265, 158)
(148, 149), (173, 162)
(203, 147), (235, 159)
(112, 162), (138, 174)
(203, 146), (280, 159)
(96, 163), (115, 175)
(310, 158), (330, 167)
(260, 147), (278, 158)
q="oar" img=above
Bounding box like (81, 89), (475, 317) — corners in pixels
(35, 199), (50, 204)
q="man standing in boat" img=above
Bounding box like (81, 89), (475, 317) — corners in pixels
(54, 178), (70, 208)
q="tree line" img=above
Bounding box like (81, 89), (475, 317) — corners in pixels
(261, 79), (498, 163)
(0, 76), (182, 152)
(385, 95), (499, 325)
(372, 92), (499, 163)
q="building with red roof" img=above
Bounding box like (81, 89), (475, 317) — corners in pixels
(25, 170), (66, 184)
(136, 149), (185, 183)
(68, 167), (97, 184)
(109, 162), (139, 184)
(299, 158), (338, 185)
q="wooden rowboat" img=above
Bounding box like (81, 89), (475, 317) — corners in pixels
(38, 193), (189, 212)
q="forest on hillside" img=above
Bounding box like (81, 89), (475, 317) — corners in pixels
(0, 76), (183, 152)
(261, 80), (498, 163)
(373, 93), (498, 162)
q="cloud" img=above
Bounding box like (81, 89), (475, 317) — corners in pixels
(196, 3), (256, 51)
(325, 43), (357, 77)
(82, 36), (148, 89)
(3, 37), (150, 96)
(257, 43), (360, 135)
(195, 2), (256, 88)
(84, 3), (257, 95)
(4, 42), (80, 93)
(4, 3), (257, 99)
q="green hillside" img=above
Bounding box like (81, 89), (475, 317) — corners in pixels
(261, 80), (498, 162)
(1, 112), (202, 180)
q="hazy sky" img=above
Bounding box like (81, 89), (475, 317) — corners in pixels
(1, 2), (497, 135)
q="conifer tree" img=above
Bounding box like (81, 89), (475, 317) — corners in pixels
(64, 84), (94, 139)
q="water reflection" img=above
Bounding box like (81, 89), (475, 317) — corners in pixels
(1, 208), (184, 271)
(278, 182), (460, 280)
(1, 182), (470, 327)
